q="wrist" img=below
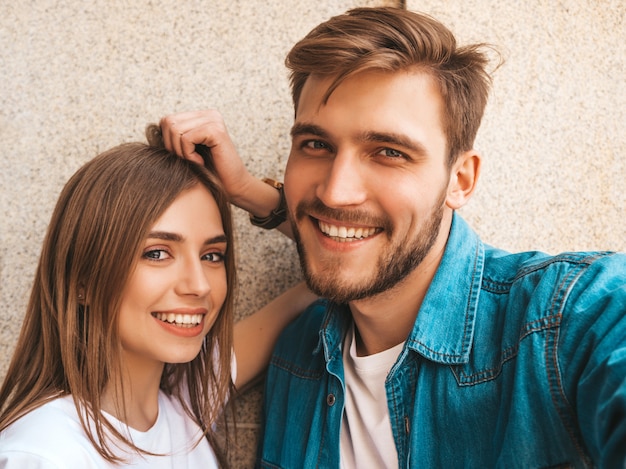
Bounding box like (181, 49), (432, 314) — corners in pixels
(249, 178), (287, 229)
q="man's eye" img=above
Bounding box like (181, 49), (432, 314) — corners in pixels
(143, 249), (169, 260)
(379, 148), (405, 158)
(203, 252), (225, 263)
(304, 140), (330, 150)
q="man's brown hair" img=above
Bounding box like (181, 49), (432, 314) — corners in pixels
(286, 7), (497, 164)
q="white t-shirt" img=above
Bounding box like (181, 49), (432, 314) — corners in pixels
(340, 323), (405, 469)
(0, 392), (219, 468)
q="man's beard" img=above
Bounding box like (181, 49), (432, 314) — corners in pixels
(291, 191), (446, 304)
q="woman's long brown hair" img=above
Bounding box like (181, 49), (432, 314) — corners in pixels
(0, 126), (236, 466)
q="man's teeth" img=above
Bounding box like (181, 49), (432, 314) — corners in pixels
(153, 312), (203, 328)
(318, 221), (377, 241)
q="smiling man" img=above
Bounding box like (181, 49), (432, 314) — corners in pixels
(160, 7), (626, 468)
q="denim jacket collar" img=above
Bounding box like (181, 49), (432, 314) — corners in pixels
(316, 301), (351, 363)
(407, 213), (484, 364)
(317, 213), (485, 366)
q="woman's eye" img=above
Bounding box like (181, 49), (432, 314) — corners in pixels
(203, 252), (225, 263)
(143, 249), (170, 261)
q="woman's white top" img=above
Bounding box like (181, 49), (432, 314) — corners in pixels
(0, 392), (219, 468)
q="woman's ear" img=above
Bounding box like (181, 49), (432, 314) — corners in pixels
(77, 287), (86, 305)
(446, 150), (481, 210)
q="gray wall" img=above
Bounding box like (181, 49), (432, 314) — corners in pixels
(1, 1), (624, 466)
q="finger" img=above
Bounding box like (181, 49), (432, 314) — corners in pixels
(179, 134), (205, 165)
(177, 114), (224, 160)
(172, 129), (185, 158)
(179, 121), (223, 159)
(159, 111), (205, 156)
(159, 110), (227, 166)
(159, 114), (183, 156)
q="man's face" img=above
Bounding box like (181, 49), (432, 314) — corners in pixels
(285, 70), (453, 304)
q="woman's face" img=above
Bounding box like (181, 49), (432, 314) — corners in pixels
(117, 184), (228, 373)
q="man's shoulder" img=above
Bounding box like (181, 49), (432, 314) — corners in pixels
(279, 299), (328, 339)
(272, 299), (333, 360)
(480, 248), (626, 326)
(286, 298), (330, 327)
(483, 247), (625, 285)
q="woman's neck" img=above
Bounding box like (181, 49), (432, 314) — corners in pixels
(101, 359), (164, 431)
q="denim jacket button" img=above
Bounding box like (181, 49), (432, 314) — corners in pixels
(326, 393), (336, 406)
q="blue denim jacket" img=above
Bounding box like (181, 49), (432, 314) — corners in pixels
(258, 214), (626, 468)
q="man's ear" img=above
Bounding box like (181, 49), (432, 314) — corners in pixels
(446, 150), (481, 210)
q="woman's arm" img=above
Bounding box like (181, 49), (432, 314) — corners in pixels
(233, 282), (317, 390)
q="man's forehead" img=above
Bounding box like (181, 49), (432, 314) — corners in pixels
(295, 73), (335, 114)
(295, 69), (442, 122)
(291, 69), (447, 160)
(298, 68), (438, 109)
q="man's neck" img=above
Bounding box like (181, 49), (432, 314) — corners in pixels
(348, 225), (448, 357)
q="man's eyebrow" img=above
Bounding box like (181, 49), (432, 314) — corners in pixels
(290, 123), (330, 139)
(290, 124), (429, 156)
(147, 231), (228, 245)
(361, 131), (429, 155)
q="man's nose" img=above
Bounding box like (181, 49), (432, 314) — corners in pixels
(316, 151), (367, 208)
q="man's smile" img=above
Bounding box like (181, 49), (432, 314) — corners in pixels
(317, 219), (380, 242)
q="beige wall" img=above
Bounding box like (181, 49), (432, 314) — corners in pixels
(408, 0), (625, 255)
(1, 1), (623, 466)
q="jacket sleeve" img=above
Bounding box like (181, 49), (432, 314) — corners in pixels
(560, 252), (626, 467)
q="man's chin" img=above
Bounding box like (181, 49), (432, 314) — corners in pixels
(304, 273), (373, 304)
(297, 235), (378, 302)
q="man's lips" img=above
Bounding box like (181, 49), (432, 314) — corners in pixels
(316, 218), (381, 242)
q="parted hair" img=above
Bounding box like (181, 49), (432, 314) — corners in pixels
(286, 6), (497, 165)
(0, 125), (235, 466)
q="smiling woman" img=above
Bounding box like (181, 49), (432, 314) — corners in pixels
(0, 125), (315, 468)
(116, 184), (229, 387)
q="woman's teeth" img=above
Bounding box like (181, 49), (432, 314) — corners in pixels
(153, 312), (203, 328)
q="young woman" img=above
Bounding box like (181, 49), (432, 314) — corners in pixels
(0, 125), (315, 468)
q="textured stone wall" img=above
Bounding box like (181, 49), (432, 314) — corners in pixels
(1, 1), (624, 466)
(407, 0), (625, 255)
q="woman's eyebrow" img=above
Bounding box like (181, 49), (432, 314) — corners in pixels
(147, 231), (182, 242)
(147, 232), (228, 245)
(203, 234), (228, 246)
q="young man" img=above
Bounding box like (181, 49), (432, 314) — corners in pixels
(160, 7), (626, 468)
